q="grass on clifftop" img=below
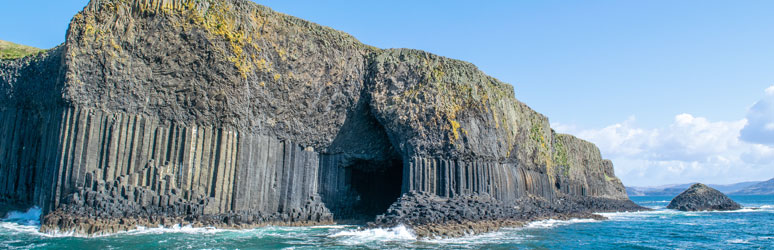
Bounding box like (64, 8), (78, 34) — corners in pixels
(0, 40), (44, 60)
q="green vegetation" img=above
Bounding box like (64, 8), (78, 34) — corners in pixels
(529, 122), (545, 146)
(0, 40), (44, 60)
(552, 136), (570, 177)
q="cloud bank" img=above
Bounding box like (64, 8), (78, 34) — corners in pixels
(740, 86), (774, 145)
(554, 86), (774, 187)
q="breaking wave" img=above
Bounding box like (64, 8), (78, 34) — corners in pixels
(2, 206), (41, 226)
(524, 218), (599, 229)
(330, 225), (416, 244)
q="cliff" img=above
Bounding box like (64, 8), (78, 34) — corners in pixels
(0, 0), (642, 236)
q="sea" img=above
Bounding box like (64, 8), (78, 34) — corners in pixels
(1, 195), (772, 249)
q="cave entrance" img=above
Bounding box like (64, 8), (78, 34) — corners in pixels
(345, 156), (403, 223)
(320, 92), (405, 224)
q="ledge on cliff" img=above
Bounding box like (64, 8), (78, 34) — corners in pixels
(0, 0), (644, 236)
(0, 40), (44, 60)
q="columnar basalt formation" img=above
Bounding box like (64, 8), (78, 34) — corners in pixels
(0, 0), (643, 236)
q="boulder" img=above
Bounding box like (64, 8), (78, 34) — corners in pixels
(667, 183), (741, 211)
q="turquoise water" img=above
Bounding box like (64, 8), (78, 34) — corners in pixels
(2, 196), (773, 249)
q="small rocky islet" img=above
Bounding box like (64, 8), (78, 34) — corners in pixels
(0, 0), (646, 237)
(667, 183), (742, 212)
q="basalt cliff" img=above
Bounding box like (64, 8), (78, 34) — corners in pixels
(0, 0), (643, 237)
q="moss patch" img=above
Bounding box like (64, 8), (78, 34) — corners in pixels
(552, 136), (570, 177)
(0, 40), (44, 60)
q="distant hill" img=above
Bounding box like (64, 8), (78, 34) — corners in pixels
(627, 181), (763, 196)
(731, 178), (774, 195)
(0, 40), (43, 60)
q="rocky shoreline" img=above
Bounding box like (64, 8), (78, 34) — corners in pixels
(40, 210), (332, 236)
(36, 192), (646, 238)
(35, 189), (647, 237)
(369, 192), (647, 238)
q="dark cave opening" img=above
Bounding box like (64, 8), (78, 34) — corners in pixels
(346, 156), (403, 222)
(319, 92), (406, 224)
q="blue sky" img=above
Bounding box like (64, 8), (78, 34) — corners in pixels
(2, 0), (774, 186)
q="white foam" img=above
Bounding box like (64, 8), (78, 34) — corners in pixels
(421, 230), (519, 245)
(524, 218), (598, 229)
(760, 205), (774, 209)
(596, 208), (682, 221)
(711, 207), (772, 213)
(639, 200), (670, 204)
(36, 224), (234, 238)
(330, 224), (416, 244)
(125, 224), (227, 235)
(309, 225), (350, 229)
(0, 221), (39, 235)
(727, 239), (750, 244)
(2, 206), (41, 226)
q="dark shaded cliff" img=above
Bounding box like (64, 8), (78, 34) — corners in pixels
(0, 0), (640, 236)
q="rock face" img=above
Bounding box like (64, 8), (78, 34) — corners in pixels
(667, 184), (742, 211)
(0, 0), (643, 236)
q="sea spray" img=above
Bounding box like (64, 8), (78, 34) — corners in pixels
(330, 225), (416, 245)
(2, 207), (41, 226)
(524, 218), (599, 229)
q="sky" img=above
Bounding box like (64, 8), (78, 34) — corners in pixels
(1, 0), (773, 186)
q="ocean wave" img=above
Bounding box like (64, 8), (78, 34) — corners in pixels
(421, 230), (522, 245)
(0, 221), (39, 235)
(595, 205), (774, 224)
(596, 208), (690, 221)
(638, 200), (671, 204)
(524, 218), (598, 229)
(125, 224), (228, 236)
(727, 239), (750, 244)
(35, 224), (237, 238)
(330, 225), (416, 244)
(711, 207), (773, 213)
(0, 207), (47, 237)
(309, 225), (350, 229)
(2, 207), (41, 226)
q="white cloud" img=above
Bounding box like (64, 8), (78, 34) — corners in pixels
(766, 85), (774, 96)
(555, 113), (774, 187)
(552, 86), (774, 186)
(740, 85), (774, 145)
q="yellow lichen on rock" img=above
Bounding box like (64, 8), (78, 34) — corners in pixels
(450, 120), (461, 141)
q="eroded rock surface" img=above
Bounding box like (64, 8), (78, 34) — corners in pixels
(667, 183), (742, 211)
